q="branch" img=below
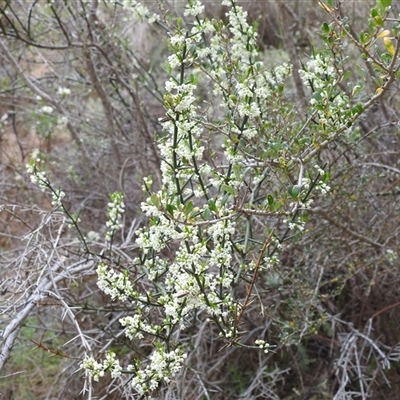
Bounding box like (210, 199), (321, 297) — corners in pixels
(310, 207), (384, 249)
(0, 260), (94, 371)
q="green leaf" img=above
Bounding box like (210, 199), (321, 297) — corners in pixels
(189, 74), (198, 84)
(342, 71), (351, 81)
(150, 194), (159, 208)
(203, 207), (211, 220)
(374, 16), (384, 27)
(267, 195), (274, 208)
(207, 199), (217, 212)
(222, 184), (236, 196)
(166, 204), (175, 216)
(321, 22), (330, 33)
(326, 0), (333, 7)
(360, 32), (370, 45)
(380, 0), (392, 7)
(351, 103), (363, 115)
(313, 92), (323, 102)
(392, 22), (400, 36)
(274, 200), (284, 211)
(229, 94), (238, 104)
(322, 171), (331, 183)
(288, 185), (301, 200)
(184, 200), (194, 216)
(371, 62), (383, 72)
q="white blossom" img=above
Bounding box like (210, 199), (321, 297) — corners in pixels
(184, 1), (204, 17)
(57, 87), (71, 96)
(40, 105), (54, 114)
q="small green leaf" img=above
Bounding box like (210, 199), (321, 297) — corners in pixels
(360, 32), (370, 45)
(371, 62), (383, 72)
(203, 207), (211, 220)
(322, 171), (330, 183)
(380, 0), (392, 7)
(374, 16), (384, 27)
(351, 103), (363, 115)
(184, 200), (194, 216)
(267, 195), (274, 208)
(288, 185), (301, 200)
(342, 71), (351, 81)
(255, 61), (263, 71)
(274, 200), (283, 211)
(393, 22), (400, 36)
(150, 194), (159, 208)
(321, 22), (330, 33)
(207, 199), (217, 212)
(222, 184), (236, 196)
(229, 94), (238, 104)
(189, 74), (198, 84)
(371, 8), (378, 18)
(313, 92), (323, 102)
(166, 204), (175, 216)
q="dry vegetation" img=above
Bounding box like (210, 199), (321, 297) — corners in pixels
(1, 0), (400, 399)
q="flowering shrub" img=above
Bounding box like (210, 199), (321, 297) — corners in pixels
(21, 0), (400, 398)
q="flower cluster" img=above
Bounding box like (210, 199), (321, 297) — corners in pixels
(313, 164), (331, 195)
(299, 53), (351, 131)
(129, 348), (187, 395)
(299, 53), (337, 91)
(26, 150), (65, 208)
(96, 262), (137, 302)
(117, 0), (160, 24)
(105, 192), (125, 240)
(184, 0), (204, 17)
(255, 339), (271, 354)
(57, 87), (71, 96)
(81, 351), (122, 382)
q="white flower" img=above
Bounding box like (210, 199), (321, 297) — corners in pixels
(314, 164), (325, 176)
(51, 189), (65, 208)
(255, 339), (271, 353)
(57, 87), (71, 96)
(81, 352), (122, 381)
(386, 249), (398, 263)
(97, 262), (136, 302)
(184, 1), (204, 17)
(105, 192), (125, 239)
(56, 116), (68, 128)
(80, 356), (105, 381)
(41, 105), (53, 114)
(167, 54), (181, 69)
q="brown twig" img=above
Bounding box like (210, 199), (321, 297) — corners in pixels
(30, 339), (69, 358)
(370, 301), (400, 320)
